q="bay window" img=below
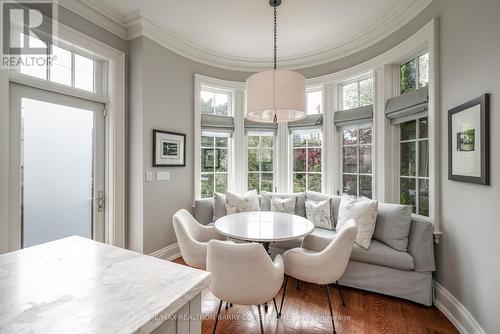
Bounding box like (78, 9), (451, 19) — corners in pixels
(399, 117), (429, 216)
(342, 126), (373, 198)
(247, 133), (274, 193)
(400, 52), (429, 94)
(291, 131), (322, 192)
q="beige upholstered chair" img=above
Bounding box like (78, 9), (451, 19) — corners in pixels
(172, 209), (226, 269)
(281, 219), (358, 333)
(207, 240), (284, 334)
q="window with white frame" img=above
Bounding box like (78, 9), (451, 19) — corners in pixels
(199, 88), (232, 198)
(292, 131), (322, 192)
(307, 89), (322, 114)
(342, 126), (373, 198)
(247, 133), (274, 193)
(341, 77), (373, 110)
(400, 52), (429, 94)
(399, 117), (429, 216)
(17, 34), (99, 93)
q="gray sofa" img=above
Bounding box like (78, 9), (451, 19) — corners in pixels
(193, 191), (436, 306)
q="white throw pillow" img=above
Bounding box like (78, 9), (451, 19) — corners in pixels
(271, 197), (296, 214)
(305, 199), (333, 230)
(337, 195), (378, 249)
(226, 190), (260, 215)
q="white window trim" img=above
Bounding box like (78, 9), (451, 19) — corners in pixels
(0, 22), (126, 253)
(194, 74), (245, 200)
(193, 19), (440, 237)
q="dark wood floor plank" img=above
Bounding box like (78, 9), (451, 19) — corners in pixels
(172, 257), (457, 334)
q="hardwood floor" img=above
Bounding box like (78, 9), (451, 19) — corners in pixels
(172, 258), (457, 334)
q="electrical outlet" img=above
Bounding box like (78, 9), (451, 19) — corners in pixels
(146, 171), (152, 182)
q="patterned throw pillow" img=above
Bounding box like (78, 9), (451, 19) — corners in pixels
(305, 199), (333, 230)
(337, 195), (378, 249)
(271, 197), (296, 214)
(226, 190), (260, 215)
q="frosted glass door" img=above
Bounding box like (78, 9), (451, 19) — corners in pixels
(10, 85), (105, 248)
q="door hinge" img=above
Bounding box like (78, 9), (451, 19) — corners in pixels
(103, 109), (107, 118)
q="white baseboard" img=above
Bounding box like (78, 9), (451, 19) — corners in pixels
(149, 243), (181, 261)
(434, 281), (485, 334)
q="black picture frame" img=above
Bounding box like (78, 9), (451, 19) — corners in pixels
(153, 130), (186, 167)
(448, 94), (490, 185)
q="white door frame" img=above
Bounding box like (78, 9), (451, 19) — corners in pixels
(0, 22), (126, 253)
(9, 84), (106, 246)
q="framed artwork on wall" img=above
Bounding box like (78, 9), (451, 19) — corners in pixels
(448, 94), (490, 184)
(153, 130), (186, 167)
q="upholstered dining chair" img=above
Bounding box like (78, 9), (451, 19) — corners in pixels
(172, 209), (226, 269)
(207, 240), (284, 334)
(280, 219), (358, 333)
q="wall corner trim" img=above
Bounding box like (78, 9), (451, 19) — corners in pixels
(434, 281), (486, 334)
(149, 243), (181, 261)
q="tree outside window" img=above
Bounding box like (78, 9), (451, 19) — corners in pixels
(400, 53), (429, 94)
(200, 89), (229, 115)
(342, 127), (373, 198)
(292, 132), (322, 192)
(201, 135), (229, 198)
(342, 78), (373, 110)
(247, 134), (274, 193)
(399, 117), (429, 216)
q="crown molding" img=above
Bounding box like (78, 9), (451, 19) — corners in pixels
(64, 0), (432, 71)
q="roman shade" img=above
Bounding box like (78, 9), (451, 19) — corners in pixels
(333, 105), (373, 128)
(288, 114), (323, 133)
(244, 118), (278, 134)
(201, 114), (234, 135)
(385, 86), (428, 124)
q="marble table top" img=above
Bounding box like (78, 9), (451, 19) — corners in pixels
(214, 211), (315, 242)
(0, 236), (210, 334)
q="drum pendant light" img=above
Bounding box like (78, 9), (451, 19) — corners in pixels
(245, 0), (306, 123)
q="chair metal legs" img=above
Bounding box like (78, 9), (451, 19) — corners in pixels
(212, 300), (223, 334)
(325, 285), (336, 334)
(278, 275), (288, 317)
(296, 279), (300, 289)
(257, 304), (264, 334)
(272, 298), (279, 318)
(336, 281), (346, 307)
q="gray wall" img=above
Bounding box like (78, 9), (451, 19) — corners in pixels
(128, 37), (250, 254)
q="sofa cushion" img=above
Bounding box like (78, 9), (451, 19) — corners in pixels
(261, 191), (306, 217)
(305, 199), (333, 230)
(337, 195), (378, 249)
(226, 190), (260, 214)
(373, 203), (412, 252)
(271, 197), (296, 214)
(351, 239), (414, 271)
(213, 192), (227, 222)
(305, 191), (342, 225)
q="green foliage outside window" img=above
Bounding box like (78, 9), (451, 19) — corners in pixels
(292, 132), (322, 192)
(247, 134), (274, 193)
(400, 53), (429, 94)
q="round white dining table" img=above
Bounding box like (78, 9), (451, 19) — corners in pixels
(214, 211), (315, 251)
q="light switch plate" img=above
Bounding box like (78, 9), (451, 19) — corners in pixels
(157, 171), (170, 181)
(146, 171), (153, 182)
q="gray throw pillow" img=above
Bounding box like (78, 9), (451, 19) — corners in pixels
(261, 191), (306, 217)
(305, 191), (342, 226)
(373, 203), (412, 252)
(212, 192), (227, 222)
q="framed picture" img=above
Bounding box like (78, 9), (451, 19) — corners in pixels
(153, 130), (186, 167)
(448, 94), (490, 184)
(203, 149), (219, 169)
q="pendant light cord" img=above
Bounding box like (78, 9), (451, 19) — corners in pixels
(273, 6), (277, 70)
(273, 5), (277, 122)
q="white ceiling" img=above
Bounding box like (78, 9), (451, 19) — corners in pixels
(79, 0), (431, 70)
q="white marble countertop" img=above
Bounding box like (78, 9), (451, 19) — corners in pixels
(215, 211), (315, 242)
(0, 236), (210, 334)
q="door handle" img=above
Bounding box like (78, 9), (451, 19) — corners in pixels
(96, 191), (105, 212)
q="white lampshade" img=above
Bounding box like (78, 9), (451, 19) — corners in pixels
(246, 69), (306, 123)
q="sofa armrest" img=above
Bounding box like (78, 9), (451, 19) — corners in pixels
(194, 198), (214, 225)
(408, 216), (436, 272)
